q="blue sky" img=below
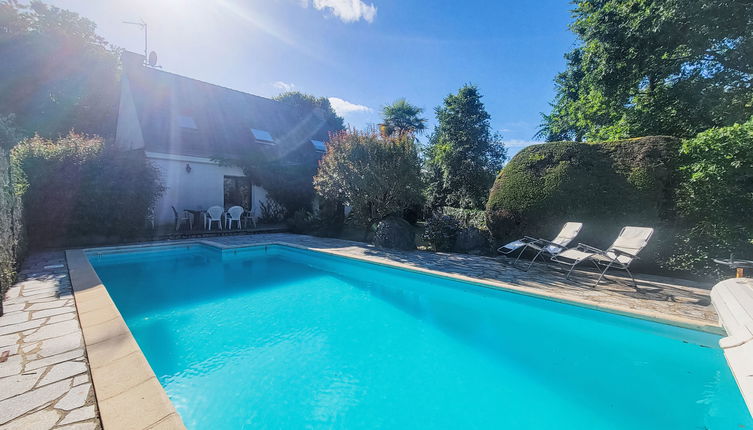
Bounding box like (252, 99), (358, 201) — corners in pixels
(46, 0), (575, 157)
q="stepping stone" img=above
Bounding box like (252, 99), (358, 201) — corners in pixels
(72, 374), (89, 386)
(57, 422), (97, 430)
(25, 320), (79, 342)
(0, 312), (29, 328)
(38, 333), (82, 358)
(38, 362), (87, 387)
(0, 408), (60, 430)
(0, 354), (22, 378)
(0, 379), (70, 424)
(55, 383), (91, 410)
(31, 307), (75, 320)
(0, 303), (24, 313)
(59, 405), (96, 425)
(0, 319), (43, 337)
(48, 313), (76, 324)
(0, 333), (19, 347)
(0, 371), (41, 401)
(26, 301), (66, 312)
(24, 349), (84, 372)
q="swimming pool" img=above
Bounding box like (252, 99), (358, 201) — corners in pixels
(88, 243), (752, 429)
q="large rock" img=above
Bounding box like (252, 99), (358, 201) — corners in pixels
(454, 226), (491, 254)
(374, 216), (416, 250)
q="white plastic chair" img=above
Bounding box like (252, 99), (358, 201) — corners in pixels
(226, 206), (244, 229)
(205, 205), (224, 230)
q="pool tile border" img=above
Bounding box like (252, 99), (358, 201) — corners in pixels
(67, 239), (727, 430)
(65, 249), (185, 430)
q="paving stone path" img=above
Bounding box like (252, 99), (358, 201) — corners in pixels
(0, 252), (99, 430)
(212, 234), (719, 326)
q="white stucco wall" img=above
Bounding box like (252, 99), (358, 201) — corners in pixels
(146, 152), (269, 226)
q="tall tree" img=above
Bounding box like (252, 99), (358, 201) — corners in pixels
(538, 0), (753, 141)
(314, 129), (423, 236)
(0, 1), (120, 138)
(425, 85), (506, 210)
(381, 98), (427, 137)
(274, 91), (345, 133)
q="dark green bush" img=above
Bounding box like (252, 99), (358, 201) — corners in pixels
(0, 116), (25, 314)
(667, 118), (753, 278)
(423, 214), (461, 252)
(486, 136), (681, 273)
(286, 209), (318, 234)
(12, 133), (164, 248)
(441, 207), (488, 230)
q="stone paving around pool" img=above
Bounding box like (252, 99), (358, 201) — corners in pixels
(212, 234), (719, 328)
(0, 252), (99, 430)
(0, 233), (721, 429)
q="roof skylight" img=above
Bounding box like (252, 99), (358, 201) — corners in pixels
(311, 140), (326, 152)
(178, 115), (198, 130)
(251, 128), (275, 144)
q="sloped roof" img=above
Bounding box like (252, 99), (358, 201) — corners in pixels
(122, 52), (332, 160)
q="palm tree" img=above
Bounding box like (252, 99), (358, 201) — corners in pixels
(381, 98), (427, 137)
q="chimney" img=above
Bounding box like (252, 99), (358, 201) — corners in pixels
(121, 51), (145, 74)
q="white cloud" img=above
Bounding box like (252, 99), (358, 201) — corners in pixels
(301, 0), (377, 23)
(272, 81), (296, 92)
(328, 97), (371, 116)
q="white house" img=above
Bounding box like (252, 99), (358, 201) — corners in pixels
(114, 52), (333, 227)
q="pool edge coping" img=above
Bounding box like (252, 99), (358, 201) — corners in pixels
(67, 239), (726, 430)
(66, 248), (186, 430)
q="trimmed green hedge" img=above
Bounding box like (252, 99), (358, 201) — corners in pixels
(486, 136), (681, 273)
(12, 133), (164, 248)
(0, 117), (25, 315)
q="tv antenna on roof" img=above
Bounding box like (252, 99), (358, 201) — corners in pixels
(123, 19), (160, 68)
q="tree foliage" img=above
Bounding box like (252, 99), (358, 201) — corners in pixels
(12, 133), (164, 247)
(0, 115), (24, 314)
(274, 91), (345, 133)
(381, 98), (427, 137)
(0, 1), (120, 138)
(425, 85), (506, 210)
(538, 0), (753, 141)
(227, 139), (321, 216)
(667, 117), (753, 277)
(314, 129), (423, 232)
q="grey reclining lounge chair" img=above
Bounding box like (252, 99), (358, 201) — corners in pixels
(551, 226), (654, 287)
(497, 222), (583, 271)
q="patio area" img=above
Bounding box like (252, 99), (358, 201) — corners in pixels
(0, 233), (721, 429)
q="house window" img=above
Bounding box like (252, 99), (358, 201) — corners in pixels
(178, 115), (198, 130)
(224, 176), (251, 210)
(311, 140), (326, 152)
(251, 128), (275, 144)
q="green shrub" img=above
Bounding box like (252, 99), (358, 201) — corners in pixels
(286, 209), (318, 234)
(314, 129), (423, 236)
(485, 136), (680, 272)
(423, 214), (461, 252)
(668, 118), (753, 278)
(0, 116), (25, 314)
(258, 200), (286, 224)
(441, 207), (487, 230)
(12, 133), (164, 248)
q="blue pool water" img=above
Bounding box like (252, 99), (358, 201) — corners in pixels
(89, 244), (752, 429)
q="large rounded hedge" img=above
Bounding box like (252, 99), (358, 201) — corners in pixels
(486, 136), (681, 271)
